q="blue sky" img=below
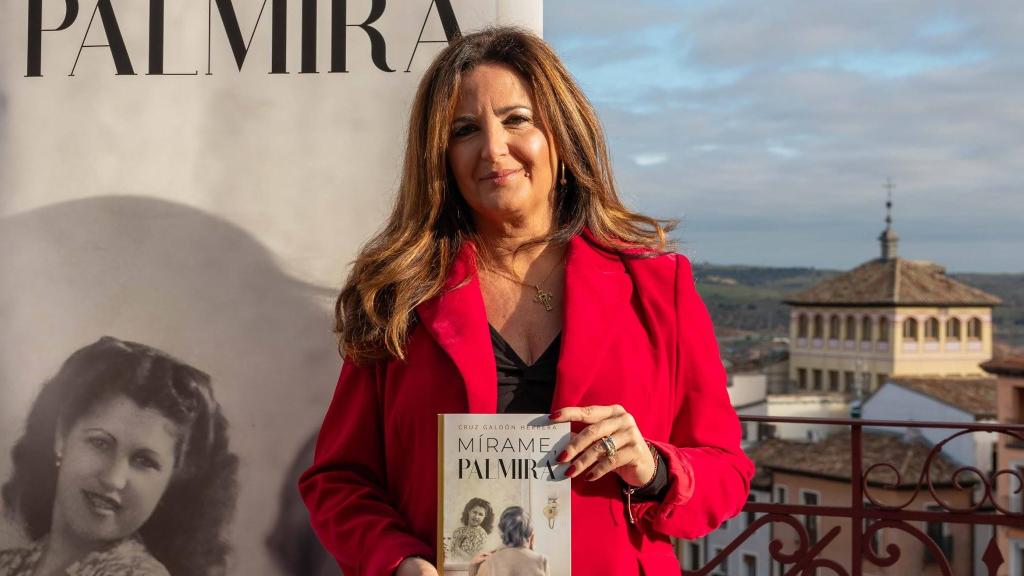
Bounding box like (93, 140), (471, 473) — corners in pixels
(545, 1), (1023, 273)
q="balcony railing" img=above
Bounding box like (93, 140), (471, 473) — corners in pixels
(686, 416), (1024, 576)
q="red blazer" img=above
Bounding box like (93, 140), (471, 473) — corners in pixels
(300, 233), (754, 576)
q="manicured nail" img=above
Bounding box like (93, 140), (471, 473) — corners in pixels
(550, 410), (562, 420)
(585, 473), (597, 481)
(565, 465), (576, 477)
(557, 450), (569, 463)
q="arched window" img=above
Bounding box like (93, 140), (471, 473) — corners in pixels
(798, 314), (809, 338)
(924, 318), (939, 340)
(829, 315), (841, 339)
(968, 318), (982, 340)
(878, 317), (890, 342)
(903, 318), (918, 341)
(946, 318), (961, 340)
(861, 316), (873, 342)
(813, 315), (824, 339)
(845, 315), (857, 341)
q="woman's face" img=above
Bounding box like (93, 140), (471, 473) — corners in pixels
(446, 62), (558, 232)
(52, 394), (180, 545)
(467, 505), (487, 527)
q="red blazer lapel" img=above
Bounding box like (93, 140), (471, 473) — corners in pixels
(553, 233), (634, 411)
(416, 233), (635, 415)
(415, 242), (497, 413)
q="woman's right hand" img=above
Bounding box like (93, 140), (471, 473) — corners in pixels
(395, 556), (439, 576)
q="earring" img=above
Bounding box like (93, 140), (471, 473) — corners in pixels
(56, 453), (62, 468)
(558, 162), (568, 191)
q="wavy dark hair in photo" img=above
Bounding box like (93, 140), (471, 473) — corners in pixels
(336, 25), (676, 363)
(460, 497), (495, 534)
(1, 336), (239, 576)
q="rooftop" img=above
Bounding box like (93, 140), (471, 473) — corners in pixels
(884, 376), (998, 419)
(747, 429), (968, 487)
(981, 355), (1024, 378)
(784, 257), (1001, 307)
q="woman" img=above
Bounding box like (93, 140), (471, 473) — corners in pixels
(450, 498), (494, 561)
(300, 26), (754, 576)
(0, 336), (238, 576)
(469, 507), (548, 576)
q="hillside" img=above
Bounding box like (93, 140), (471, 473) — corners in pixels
(692, 263), (1024, 349)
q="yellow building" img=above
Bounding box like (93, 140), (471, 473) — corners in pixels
(784, 211), (1001, 394)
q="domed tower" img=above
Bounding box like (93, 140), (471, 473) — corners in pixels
(783, 183), (1001, 393)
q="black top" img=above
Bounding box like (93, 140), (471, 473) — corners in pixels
(489, 325), (668, 500)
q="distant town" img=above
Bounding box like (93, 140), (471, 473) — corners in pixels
(681, 204), (1024, 575)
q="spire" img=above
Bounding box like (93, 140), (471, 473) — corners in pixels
(879, 177), (899, 260)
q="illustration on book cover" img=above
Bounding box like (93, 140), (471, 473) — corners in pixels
(438, 414), (572, 576)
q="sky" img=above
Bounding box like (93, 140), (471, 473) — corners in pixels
(544, 0), (1023, 273)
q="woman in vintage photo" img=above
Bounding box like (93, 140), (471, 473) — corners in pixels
(449, 497), (494, 561)
(0, 336), (238, 576)
(469, 507), (548, 576)
(301, 26), (753, 576)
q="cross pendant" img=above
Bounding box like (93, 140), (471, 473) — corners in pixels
(533, 287), (554, 311)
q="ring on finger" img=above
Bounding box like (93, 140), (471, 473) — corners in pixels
(599, 435), (617, 458)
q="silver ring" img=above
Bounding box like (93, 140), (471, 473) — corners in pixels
(600, 436), (617, 458)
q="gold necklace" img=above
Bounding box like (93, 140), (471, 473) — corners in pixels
(479, 253), (564, 312)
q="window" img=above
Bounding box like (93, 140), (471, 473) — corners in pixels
(1010, 463), (1023, 513)
(946, 317), (961, 340)
(863, 502), (882, 555)
(903, 318), (918, 340)
(813, 315), (824, 339)
(829, 315), (841, 339)
(876, 373), (888, 390)
(878, 317), (890, 342)
(828, 370), (840, 391)
(1016, 388), (1024, 424)
(742, 554), (758, 576)
(798, 314), (808, 338)
(685, 542), (702, 572)
(844, 371), (855, 392)
(798, 368), (808, 389)
(968, 317), (982, 340)
(746, 494), (757, 527)
(924, 505), (952, 564)
(801, 491), (819, 544)
(775, 485), (788, 504)
(861, 316), (873, 342)
(925, 318), (939, 340)
(813, 369), (823, 391)
(711, 546), (728, 575)
(845, 315), (856, 341)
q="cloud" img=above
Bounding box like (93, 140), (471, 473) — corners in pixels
(632, 153), (669, 166)
(546, 1), (1024, 272)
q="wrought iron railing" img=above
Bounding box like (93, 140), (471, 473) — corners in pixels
(687, 416), (1024, 576)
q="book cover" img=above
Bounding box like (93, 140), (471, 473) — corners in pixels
(438, 414), (572, 576)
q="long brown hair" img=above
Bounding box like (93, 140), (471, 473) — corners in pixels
(336, 26), (675, 363)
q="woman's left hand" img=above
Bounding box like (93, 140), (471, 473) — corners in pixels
(550, 404), (656, 487)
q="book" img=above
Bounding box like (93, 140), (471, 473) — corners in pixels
(438, 413), (572, 576)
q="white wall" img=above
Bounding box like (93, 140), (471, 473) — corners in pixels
(861, 384), (994, 472)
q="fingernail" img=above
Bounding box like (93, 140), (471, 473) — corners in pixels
(565, 465), (576, 477)
(557, 450), (569, 463)
(585, 473), (596, 481)
(550, 410), (562, 420)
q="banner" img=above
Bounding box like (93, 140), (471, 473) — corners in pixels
(0, 1), (542, 574)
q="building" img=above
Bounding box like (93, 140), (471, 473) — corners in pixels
(679, 470), (773, 576)
(862, 376), (998, 472)
(785, 202), (1000, 395)
(748, 430), (975, 576)
(981, 355), (1024, 576)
